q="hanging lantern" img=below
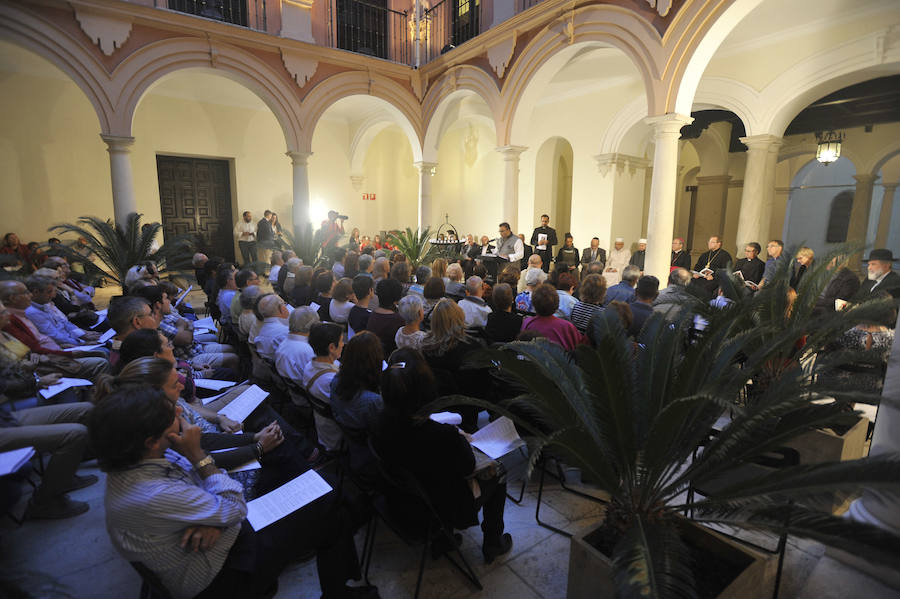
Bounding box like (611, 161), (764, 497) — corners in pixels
(816, 130), (844, 165)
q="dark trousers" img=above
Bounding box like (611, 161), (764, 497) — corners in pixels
(196, 491), (361, 598)
(475, 476), (507, 545)
(535, 249), (552, 272)
(238, 241), (257, 267)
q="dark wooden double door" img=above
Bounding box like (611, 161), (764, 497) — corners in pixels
(157, 155), (235, 263)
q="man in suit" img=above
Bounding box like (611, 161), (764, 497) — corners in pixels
(856, 248), (900, 299)
(733, 242), (766, 288)
(257, 210), (275, 266)
(580, 237), (606, 275)
(530, 214), (557, 273)
(518, 234), (533, 271)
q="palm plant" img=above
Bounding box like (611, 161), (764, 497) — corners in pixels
(387, 227), (438, 270)
(49, 213), (194, 288)
(281, 221), (323, 268)
(436, 262), (899, 598)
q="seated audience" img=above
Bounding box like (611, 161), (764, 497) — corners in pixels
(654, 268), (697, 319)
(395, 294), (426, 350)
(408, 266), (430, 296)
(497, 265), (520, 289)
(124, 262), (159, 291)
(570, 274), (606, 334)
(554, 273), (577, 319)
(268, 250), (284, 285)
(521, 284), (586, 351)
(276, 307), (320, 381)
(24, 276), (100, 347)
(349, 275), (374, 335)
(106, 296), (158, 365)
(629, 276), (659, 338)
(484, 283), (523, 344)
(432, 258), (449, 285)
(374, 349), (512, 564)
(814, 255), (860, 315)
(230, 269), (261, 325)
(603, 264), (639, 305)
(44, 256), (95, 307)
(790, 246), (815, 290)
(1, 232), (32, 273)
(329, 278), (355, 324)
(515, 268), (545, 313)
(313, 271), (336, 323)
(288, 263), (313, 306)
(459, 276), (492, 328)
(445, 264), (466, 298)
(367, 279), (405, 356)
(517, 255), (542, 292)
(237, 286), (262, 342)
(280, 256), (301, 297)
(303, 322), (345, 453)
(422, 276), (446, 318)
(215, 263), (238, 325)
(90, 385), (378, 599)
(193, 253), (209, 289)
(343, 251), (360, 280)
(254, 294), (291, 360)
(389, 261), (411, 296)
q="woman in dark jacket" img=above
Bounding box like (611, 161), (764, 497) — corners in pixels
(373, 348), (512, 563)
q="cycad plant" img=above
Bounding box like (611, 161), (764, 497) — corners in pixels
(387, 227), (437, 270)
(49, 213), (194, 288)
(282, 222), (323, 268)
(443, 262), (899, 598)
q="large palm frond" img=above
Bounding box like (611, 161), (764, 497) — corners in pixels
(387, 227), (437, 270)
(281, 222), (322, 268)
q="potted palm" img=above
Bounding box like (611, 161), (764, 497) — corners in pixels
(49, 213), (194, 288)
(440, 268), (899, 598)
(282, 221), (324, 268)
(387, 227), (438, 271)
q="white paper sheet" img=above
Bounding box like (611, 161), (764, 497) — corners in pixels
(209, 449), (261, 473)
(246, 470), (333, 531)
(200, 390), (229, 406)
(193, 379), (236, 391)
(63, 344), (104, 352)
(175, 285), (192, 307)
(39, 377), (93, 399)
(0, 446), (36, 476)
(193, 316), (217, 330)
(309, 302), (321, 313)
(470, 416), (522, 459)
(90, 309), (108, 329)
(429, 411), (463, 425)
(217, 385), (268, 423)
(98, 328), (116, 343)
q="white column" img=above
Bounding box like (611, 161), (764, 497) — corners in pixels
(496, 146), (527, 232)
(101, 135), (137, 226)
(414, 161), (437, 232)
(287, 151), (312, 238)
(875, 183), (897, 248)
(734, 134), (782, 250)
(643, 114), (693, 281)
(847, 173), (879, 270)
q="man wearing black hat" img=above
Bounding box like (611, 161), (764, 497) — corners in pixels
(857, 249), (900, 299)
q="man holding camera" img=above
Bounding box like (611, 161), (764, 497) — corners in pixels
(320, 210), (347, 250)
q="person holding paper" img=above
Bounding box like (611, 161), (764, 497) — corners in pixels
(375, 349), (512, 564)
(603, 238), (631, 287)
(24, 275), (102, 347)
(732, 242), (765, 290)
(92, 386), (378, 599)
(691, 236), (732, 300)
(530, 214), (557, 273)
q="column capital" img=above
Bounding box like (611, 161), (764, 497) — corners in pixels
(883, 181), (900, 191)
(853, 173), (880, 185)
(593, 153), (651, 177)
(643, 113), (693, 137)
(100, 134), (135, 153)
(286, 151), (312, 166)
(739, 134), (783, 150)
(413, 161), (437, 175)
(495, 145), (528, 160)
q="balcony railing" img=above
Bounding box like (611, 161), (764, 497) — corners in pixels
(421, 0), (482, 63)
(168, 0), (251, 27)
(327, 0), (412, 64)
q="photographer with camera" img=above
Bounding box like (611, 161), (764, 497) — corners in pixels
(319, 210), (348, 250)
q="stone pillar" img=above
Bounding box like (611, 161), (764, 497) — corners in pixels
(414, 161), (437, 232)
(734, 134), (782, 250)
(496, 146), (528, 232)
(874, 182), (897, 248)
(847, 173), (879, 269)
(287, 151), (312, 238)
(693, 175), (732, 251)
(643, 114), (693, 281)
(101, 135), (137, 226)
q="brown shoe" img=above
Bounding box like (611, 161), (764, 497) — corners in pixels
(26, 495), (89, 520)
(64, 474), (98, 493)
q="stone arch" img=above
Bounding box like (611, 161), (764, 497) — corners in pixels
(299, 71), (423, 161)
(597, 97), (649, 155)
(112, 37), (302, 152)
(865, 142), (900, 178)
(500, 4), (663, 146)
(349, 117), (393, 174)
(691, 77), (760, 136)
(422, 65), (501, 163)
(0, 3), (113, 133)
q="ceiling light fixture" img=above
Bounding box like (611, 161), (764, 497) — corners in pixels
(815, 130), (844, 165)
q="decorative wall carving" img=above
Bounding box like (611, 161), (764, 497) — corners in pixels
(594, 153), (651, 178)
(74, 7), (131, 56)
(486, 34), (516, 79)
(645, 0), (673, 17)
(281, 50), (318, 88)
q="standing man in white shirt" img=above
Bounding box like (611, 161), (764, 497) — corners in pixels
(493, 222), (525, 270)
(233, 211), (257, 267)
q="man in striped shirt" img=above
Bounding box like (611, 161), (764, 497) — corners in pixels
(91, 386), (378, 599)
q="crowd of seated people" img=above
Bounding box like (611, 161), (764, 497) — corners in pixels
(3, 225), (896, 599)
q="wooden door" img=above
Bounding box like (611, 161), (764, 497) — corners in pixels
(157, 155), (235, 262)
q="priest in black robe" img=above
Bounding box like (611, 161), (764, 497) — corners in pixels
(691, 235), (733, 300)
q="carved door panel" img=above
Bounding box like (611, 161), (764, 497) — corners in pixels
(157, 155), (234, 263)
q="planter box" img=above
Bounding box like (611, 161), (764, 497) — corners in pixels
(787, 415), (868, 513)
(567, 519), (774, 599)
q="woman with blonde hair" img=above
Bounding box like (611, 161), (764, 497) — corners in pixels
(431, 257), (449, 284)
(790, 247), (814, 290)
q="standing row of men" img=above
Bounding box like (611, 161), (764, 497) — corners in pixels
(233, 210), (284, 267)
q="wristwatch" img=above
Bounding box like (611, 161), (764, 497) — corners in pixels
(193, 455), (215, 469)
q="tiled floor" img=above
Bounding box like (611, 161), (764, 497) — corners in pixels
(3, 464), (899, 599)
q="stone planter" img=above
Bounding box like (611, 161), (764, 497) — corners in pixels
(786, 415), (868, 513)
(567, 518), (774, 599)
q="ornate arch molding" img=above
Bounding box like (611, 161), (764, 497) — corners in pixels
(349, 117), (393, 173)
(499, 4), (664, 146)
(422, 65), (501, 162)
(691, 76), (760, 136)
(113, 38), (302, 152)
(0, 2), (113, 132)
(597, 96), (649, 155)
(299, 71), (423, 160)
